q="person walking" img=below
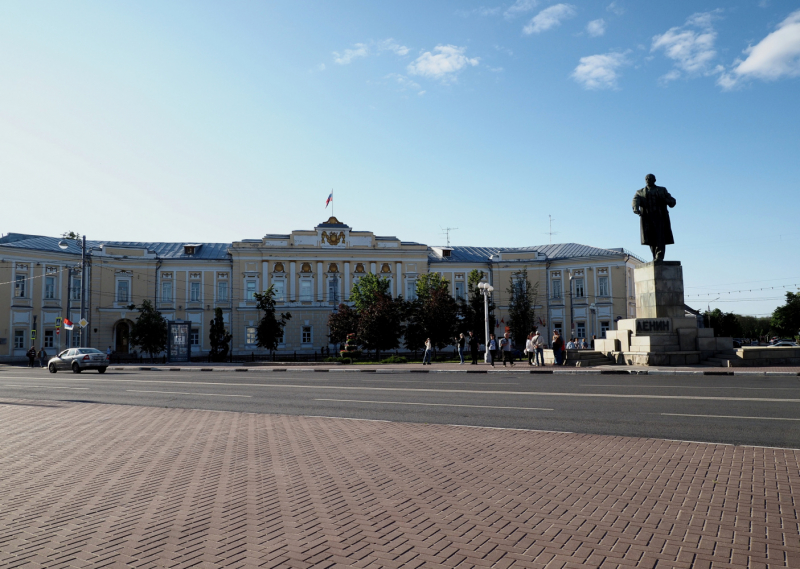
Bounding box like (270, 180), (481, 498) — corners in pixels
(456, 333), (466, 364)
(552, 331), (564, 366)
(469, 331), (479, 365)
(525, 333), (534, 366)
(422, 338), (433, 365)
(500, 332), (514, 366)
(532, 328), (545, 366)
(38, 347), (48, 368)
(487, 334), (497, 367)
(27, 346), (37, 368)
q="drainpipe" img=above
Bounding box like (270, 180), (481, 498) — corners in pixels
(154, 256), (162, 305)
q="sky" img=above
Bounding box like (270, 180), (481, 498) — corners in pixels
(1, 1), (799, 317)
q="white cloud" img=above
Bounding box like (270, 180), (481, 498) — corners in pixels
(333, 39), (409, 65)
(572, 51), (629, 89)
(524, 4), (577, 35)
(407, 45), (479, 81)
(586, 19), (606, 37)
(651, 11), (720, 81)
(504, 0), (538, 19)
(607, 2), (624, 16)
(457, 6), (502, 17)
(385, 73), (422, 92)
(718, 9), (800, 89)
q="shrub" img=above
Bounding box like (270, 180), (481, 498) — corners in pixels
(380, 355), (408, 364)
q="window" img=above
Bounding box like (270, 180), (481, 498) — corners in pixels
(190, 329), (199, 346)
(190, 282), (201, 302)
(405, 279), (417, 300)
(598, 276), (609, 297)
(328, 278), (339, 302)
(44, 277), (56, 299)
(552, 280), (562, 299)
(44, 330), (54, 348)
(245, 280), (257, 300)
(245, 326), (257, 346)
(576, 322), (586, 339)
(217, 281), (229, 302)
(161, 281), (173, 302)
(454, 281), (465, 300)
(300, 280), (312, 301)
(15, 275), (26, 298)
(600, 321), (610, 338)
(70, 277), (81, 301)
(273, 280), (285, 302)
(71, 333), (81, 347)
(302, 326), (312, 344)
(573, 278), (585, 297)
(116, 281), (129, 303)
(553, 322), (562, 335)
(14, 330), (25, 349)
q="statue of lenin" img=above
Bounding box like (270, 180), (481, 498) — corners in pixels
(632, 174), (676, 262)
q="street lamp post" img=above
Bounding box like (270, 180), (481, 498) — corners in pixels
(477, 282), (494, 363)
(59, 236), (87, 347)
(568, 270), (574, 341)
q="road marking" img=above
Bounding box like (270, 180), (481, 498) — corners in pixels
(661, 413), (800, 421)
(583, 384), (800, 390)
(315, 398), (553, 411)
(11, 377), (800, 403)
(126, 390), (252, 398)
(2, 385), (89, 390)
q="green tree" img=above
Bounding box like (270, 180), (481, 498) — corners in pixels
(506, 268), (540, 348)
(209, 307), (232, 362)
(704, 308), (744, 338)
(129, 299), (168, 358)
(736, 314), (771, 340)
(254, 285), (292, 351)
(357, 296), (403, 360)
(771, 291), (800, 339)
(406, 273), (459, 353)
(328, 303), (360, 346)
(457, 270), (495, 344)
(61, 231), (81, 240)
(350, 273), (392, 312)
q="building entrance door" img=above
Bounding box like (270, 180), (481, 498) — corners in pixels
(115, 322), (130, 354)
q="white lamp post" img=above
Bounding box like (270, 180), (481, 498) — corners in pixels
(477, 282), (494, 363)
(59, 236), (87, 347)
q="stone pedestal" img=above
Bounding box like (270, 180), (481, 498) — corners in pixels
(593, 260), (732, 366)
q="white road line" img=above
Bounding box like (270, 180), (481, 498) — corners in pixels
(661, 413), (800, 421)
(315, 399), (553, 411)
(2, 385), (89, 390)
(126, 390), (252, 398)
(583, 384), (800, 390)
(11, 377), (800, 403)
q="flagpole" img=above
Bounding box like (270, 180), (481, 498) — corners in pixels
(331, 189), (334, 217)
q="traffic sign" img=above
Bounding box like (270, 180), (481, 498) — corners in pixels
(31, 330), (36, 340)
(55, 317), (62, 329)
(56, 329), (60, 335)
(79, 318), (88, 328)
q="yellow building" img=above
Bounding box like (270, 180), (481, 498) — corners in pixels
(0, 218), (642, 361)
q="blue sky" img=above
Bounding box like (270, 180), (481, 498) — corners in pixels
(1, 1), (799, 317)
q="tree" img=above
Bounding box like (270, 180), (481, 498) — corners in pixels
(61, 231), (81, 240)
(209, 307), (232, 362)
(458, 269), (495, 344)
(129, 300), (168, 358)
(350, 273), (392, 312)
(736, 314), (771, 340)
(357, 296), (403, 360)
(506, 268), (540, 348)
(771, 291), (800, 339)
(704, 308), (744, 338)
(328, 303), (360, 346)
(254, 285), (292, 351)
(406, 273), (459, 353)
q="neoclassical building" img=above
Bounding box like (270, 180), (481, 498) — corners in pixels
(0, 217), (642, 361)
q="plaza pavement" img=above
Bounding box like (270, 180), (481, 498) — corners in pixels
(1, 397), (799, 568)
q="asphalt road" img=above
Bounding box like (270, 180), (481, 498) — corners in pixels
(2, 366), (799, 448)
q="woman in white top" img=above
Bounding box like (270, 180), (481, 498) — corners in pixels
(422, 338), (433, 365)
(525, 333), (534, 366)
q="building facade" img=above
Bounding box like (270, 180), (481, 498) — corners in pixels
(0, 218), (642, 361)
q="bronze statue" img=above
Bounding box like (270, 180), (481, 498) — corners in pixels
(632, 174), (676, 262)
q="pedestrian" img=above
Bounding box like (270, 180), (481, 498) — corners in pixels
(591, 335), (597, 350)
(552, 331), (564, 366)
(487, 333), (497, 367)
(580, 338), (588, 350)
(456, 333), (466, 364)
(500, 332), (514, 366)
(469, 331), (479, 365)
(566, 337), (577, 350)
(38, 347), (48, 368)
(27, 346), (37, 368)
(525, 333), (534, 366)
(106, 345), (113, 361)
(532, 328), (545, 366)
(422, 338), (433, 365)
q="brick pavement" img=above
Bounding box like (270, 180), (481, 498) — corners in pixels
(1, 399), (799, 568)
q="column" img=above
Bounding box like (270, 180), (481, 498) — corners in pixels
(395, 263), (402, 297)
(262, 261), (270, 292)
(370, 262), (376, 275)
(317, 262), (323, 303)
(289, 262), (296, 302)
(344, 262), (350, 301)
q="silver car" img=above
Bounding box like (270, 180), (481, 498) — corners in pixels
(48, 348), (109, 374)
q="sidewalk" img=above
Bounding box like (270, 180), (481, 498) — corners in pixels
(1, 398), (798, 568)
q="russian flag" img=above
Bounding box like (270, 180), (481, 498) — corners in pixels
(325, 191), (333, 208)
(64, 318), (74, 331)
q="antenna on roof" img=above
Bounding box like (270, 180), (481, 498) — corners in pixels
(440, 227), (458, 247)
(546, 215), (558, 245)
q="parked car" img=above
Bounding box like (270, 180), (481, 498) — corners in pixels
(48, 348), (109, 373)
(767, 341), (799, 348)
